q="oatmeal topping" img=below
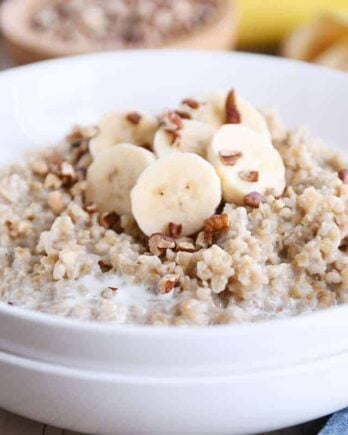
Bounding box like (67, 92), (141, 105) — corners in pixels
(338, 168), (348, 184)
(148, 233), (176, 256)
(243, 192), (267, 207)
(219, 150), (242, 166)
(1, 88), (348, 326)
(225, 89), (241, 124)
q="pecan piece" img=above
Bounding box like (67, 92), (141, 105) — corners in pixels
(244, 192), (267, 208)
(182, 98), (200, 109)
(158, 274), (180, 294)
(168, 222), (182, 238)
(165, 111), (183, 130)
(204, 213), (229, 233)
(225, 89), (241, 124)
(126, 112), (142, 125)
(98, 260), (112, 273)
(239, 170), (259, 182)
(148, 233), (176, 256)
(100, 212), (119, 229)
(83, 203), (98, 214)
(175, 110), (191, 120)
(338, 168), (348, 184)
(219, 150), (242, 166)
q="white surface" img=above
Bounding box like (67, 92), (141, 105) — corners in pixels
(0, 51), (347, 434)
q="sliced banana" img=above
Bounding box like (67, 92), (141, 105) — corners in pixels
(208, 124), (285, 205)
(86, 143), (156, 215)
(154, 118), (215, 158)
(176, 91), (271, 139)
(89, 111), (158, 158)
(131, 153), (222, 237)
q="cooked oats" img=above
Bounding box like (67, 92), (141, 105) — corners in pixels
(1, 95), (348, 326)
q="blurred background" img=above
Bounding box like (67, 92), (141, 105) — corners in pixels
(0, 0), (347, 72)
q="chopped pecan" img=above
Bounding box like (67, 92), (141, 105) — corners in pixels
(219, 150), (242, 166)
(60, 162), (76, 187)
(204, 213), (229, 233)
(166, 129), (181, 145)
(239, 170), (259, 182)
(165, 111), (183, 130)
(182, 98), (200, 109)
(126, 112), (142, 125)
(67, 125), (98, 146)
(175, 110), (191, 120)
(83, 203), (98, 214)
(244, 192), (267, 208)
(101, 286), (118, 299)
(168, 222), (182, 238)
(100, 212), (119, 229)
(176, 240), (196, 252)
(158, 274), (180, 294)
(225, 89), (241, 124)
(148, 233), (176, 256)
(338, 168), (348, 184)
(98, 260), (112, 273)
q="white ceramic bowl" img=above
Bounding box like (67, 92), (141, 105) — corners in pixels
(0, 51), (348, 435)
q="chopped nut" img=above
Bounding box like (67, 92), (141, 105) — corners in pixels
(60, 162), (76, 187)
(175, 110), (191, 120)
(244, 192), (267, 208)
(100, 212), (119, 229)
(204, 213), (229, 233)
(338, 168), (348, 184)
(47, 191), (65, 214)
(219, 150), (242, 166)
(148, 233), (176, 256)
(158, 274), (180, 294)
(239, 170), (259, 182)
(126, 112), (142, 125)
(225, 89), (241, 124)
(98, 260), (112, 273)
(165, 111), (183, 130)
(168, 222), (182, 238)
(83, 203), (98, 214)
(67, 125), (98, 146)
(166, 129), (181, 145)
(176, 240), (196, 252)
(182, 98), (200, 109)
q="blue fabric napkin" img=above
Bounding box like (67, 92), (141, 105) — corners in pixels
(319, 409), (348, 434)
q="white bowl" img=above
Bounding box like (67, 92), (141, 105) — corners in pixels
(0, 50), (348, 434)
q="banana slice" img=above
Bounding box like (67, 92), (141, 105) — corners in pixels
(176, 91), (271, 139)
(89, 111), (159, 158)
(208, 124), (285, 204)
(154, 116), (215, 158)
(131, 153), (222, 237)
(86, 143), (156, 215)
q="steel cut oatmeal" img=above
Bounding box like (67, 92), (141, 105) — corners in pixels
(1, 90), (348, 326)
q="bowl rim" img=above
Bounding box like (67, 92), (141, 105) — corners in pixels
(1, 49), (348, 336)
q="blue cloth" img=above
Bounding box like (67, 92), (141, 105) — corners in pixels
(319, 409), (348, 434)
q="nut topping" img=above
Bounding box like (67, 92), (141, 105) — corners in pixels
(148, 233), (176, 256)
(168, 222), (182, 238)
(182, 98), (200, 109)
(338, 168), (348, 184)
(175, 110), (191, 120)
(83, 203), (98, 214)
(100, 212), (119, 229)
(126, 112), (142, 125)
(225, 89), (241, 124)
(204, 213), (229, 234)
(219, 150), (242, 166)
(158, 274), (180, 294)
(239, 170), (259, 182)
(243, 192), (267, 208)
(98, 260), (112, 273)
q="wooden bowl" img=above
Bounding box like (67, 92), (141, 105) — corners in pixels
(0, 0), (237, 65)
